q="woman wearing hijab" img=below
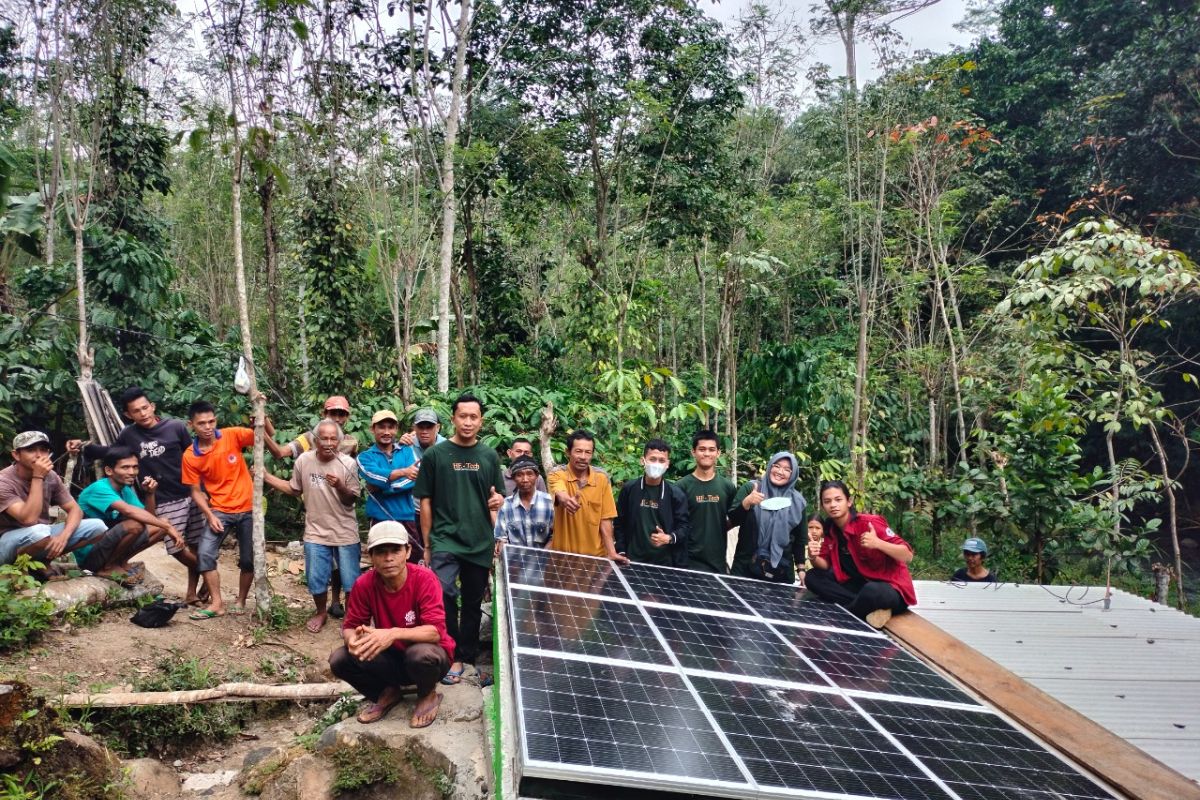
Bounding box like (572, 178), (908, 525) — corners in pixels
(728, 452), (807, 583)
(805, 480), (915, 629)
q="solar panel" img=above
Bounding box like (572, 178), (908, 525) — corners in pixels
(509, 587), (671, 666)
(622, 562), (752, 616)
(689, 676), (951, 800)
(646, 606), (824, 687)
(506, 545), (630, 598)
(517, 653), (750, 789)
(500, 546), (1119, 800)
(856, 698), (1117, 800)
(722, 574), (874, 631)
(781, 627), (977, 705)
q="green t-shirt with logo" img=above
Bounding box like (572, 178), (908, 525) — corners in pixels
(677, 473), (736, 573)
(626, 480), (672, 566)
(412, 440), (505, 567)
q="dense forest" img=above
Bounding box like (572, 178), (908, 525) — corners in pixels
(0, 0), (1197, 603)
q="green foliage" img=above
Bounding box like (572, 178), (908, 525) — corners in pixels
(87, 652), (251, 756)
(0, 556), (57, 651)
(329, 741), (405, 793)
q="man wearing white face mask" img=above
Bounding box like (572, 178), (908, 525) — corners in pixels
(614, 439), (690, 567)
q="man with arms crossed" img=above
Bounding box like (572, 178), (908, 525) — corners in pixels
(358, 409), (422, 562)
(548, 430), (623, 563)
(330, 521), (452, 728)
(677, 430), (736, 573)
(413, 393), (504, 686)
(114, 387), (206, 603)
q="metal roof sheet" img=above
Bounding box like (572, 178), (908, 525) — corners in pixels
(911, 580), (1200, 784)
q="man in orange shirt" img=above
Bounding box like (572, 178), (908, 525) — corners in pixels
(183, 400), (276, 619)
(547, 430), (624, 563)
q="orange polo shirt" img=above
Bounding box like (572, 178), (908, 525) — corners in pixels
(547, 466), (617, 557)
(181, 427), (256, 513)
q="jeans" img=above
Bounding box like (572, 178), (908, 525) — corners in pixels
(197, 510), (254, 573)
(0, 518), (108, 565)
(304, 542), (361, 595)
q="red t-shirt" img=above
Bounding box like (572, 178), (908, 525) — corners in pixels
(819, 512), (917, 607)
(181, 427), (255, 513)
(343, 564), (455, 661)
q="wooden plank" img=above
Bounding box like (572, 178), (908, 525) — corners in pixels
(52, 681), (374, 708)
(886, 612), (1200, 800)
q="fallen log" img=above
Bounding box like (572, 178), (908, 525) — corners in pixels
(53, 681), (380, 708)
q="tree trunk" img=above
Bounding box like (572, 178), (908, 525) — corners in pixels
(73, 223), (92, 381)
(1147, 422), (1185, 608)
(435, 0), (472, 393)
(257, 164), (281, 379)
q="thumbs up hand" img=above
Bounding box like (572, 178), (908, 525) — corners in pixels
(743, 481), (765, 510)
(650, 526), (671, 547)
(487, 486), (504, 512)
(861, 522), (882, 550)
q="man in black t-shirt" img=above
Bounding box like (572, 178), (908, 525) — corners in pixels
(113, 386), (205, 604)
(614, 439), (689, 568)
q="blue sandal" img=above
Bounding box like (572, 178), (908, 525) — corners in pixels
(440, 668), (464, 686)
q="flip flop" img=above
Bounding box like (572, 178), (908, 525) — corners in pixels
(478, 672), (494, 688)
(410, 692), (442, 729)
(328, 601), (345, 619)
(440, 668), (464, 686)
(188, 609), (224, 620)
(357, 696), (401, 724)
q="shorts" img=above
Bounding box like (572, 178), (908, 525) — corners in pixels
(303, 542), (361, 595)
(0, 519), (108, 566)
(197, 510), (254, 573)
(155, 496), (206, 555)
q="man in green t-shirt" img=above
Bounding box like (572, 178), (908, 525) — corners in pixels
(677, 429), (736, 574)
(614, 439), (690, 568)
(413, 393), (505, 685)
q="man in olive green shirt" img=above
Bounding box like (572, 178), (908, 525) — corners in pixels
(413, 394), (504, 684)
(676, 429), (736, 573)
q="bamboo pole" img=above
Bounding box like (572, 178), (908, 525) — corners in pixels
(53, 681), (385, 708)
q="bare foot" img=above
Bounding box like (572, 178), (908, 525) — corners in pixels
(306, 612), (328, 633)
(410, 691), (442, 728)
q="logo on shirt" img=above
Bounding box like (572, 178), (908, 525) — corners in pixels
(405, 610), (416, 626)
(309, 473), (328, 487)
(227, 454), (238, 464)
(639, 499), (660, 510)
(693, 494), (722, 503)
(139, 440), (166, 459)
(452, 462), (481, 472)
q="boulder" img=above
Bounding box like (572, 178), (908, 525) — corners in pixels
(259, 753), (335, 800)
(30, 573), (165, 614)
(123, 758), (180, 799)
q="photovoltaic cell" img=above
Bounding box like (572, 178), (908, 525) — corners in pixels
(517, 653), (747, 786)
(783, 627), (978, 705)
(621, 563), (752, 616)
(722, 576), (872, 631)
(689, 676), (951, 800)
(646, 606), (823, 686)
(509, 587), (670, 666)
(856, 698), (1117, 800)
(505, 545), (630, 598)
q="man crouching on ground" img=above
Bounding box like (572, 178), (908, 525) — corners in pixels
(330, 521), (453, 728)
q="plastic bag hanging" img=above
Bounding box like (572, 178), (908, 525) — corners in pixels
(234, 356), (251, 395)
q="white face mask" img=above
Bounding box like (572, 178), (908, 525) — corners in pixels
(644, 462), (668, 480)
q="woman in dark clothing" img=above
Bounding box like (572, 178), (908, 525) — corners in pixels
(728, 452), (807, 583)
(805, 480), (916, 629)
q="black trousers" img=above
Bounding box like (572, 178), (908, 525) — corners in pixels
(329, 642), (449, 700)
(430, 552), (489, 665)
(804, 568), (906, 619)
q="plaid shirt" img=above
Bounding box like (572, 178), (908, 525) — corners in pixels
(494, 489), (554, 548)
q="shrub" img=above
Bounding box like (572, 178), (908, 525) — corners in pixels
(0, 556), (57, 651)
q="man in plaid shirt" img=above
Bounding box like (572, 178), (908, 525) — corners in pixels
(493, 456), (554, 550)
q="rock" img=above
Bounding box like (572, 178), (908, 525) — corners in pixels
(242, 746), (285, 772)
(124, 758), (180, 799)
(180, 769), (239, 792)
(260, 753), (335, 800)
(286, 541), (304, 557)
(29, 573), (165, 614)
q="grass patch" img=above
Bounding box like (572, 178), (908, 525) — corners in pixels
(79, 650), (251, 757)
(329, 740), (403, 793)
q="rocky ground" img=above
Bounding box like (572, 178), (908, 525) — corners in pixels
(1, 542), (494, 799)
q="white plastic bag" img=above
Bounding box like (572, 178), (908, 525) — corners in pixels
(234, 356), (251, 395)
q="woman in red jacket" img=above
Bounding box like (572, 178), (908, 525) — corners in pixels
(805, 480), (916, 629)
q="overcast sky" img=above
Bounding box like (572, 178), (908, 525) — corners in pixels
(705, 0), (976, 86)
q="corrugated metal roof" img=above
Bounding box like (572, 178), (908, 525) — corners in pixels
(912, 580), (1200, 783)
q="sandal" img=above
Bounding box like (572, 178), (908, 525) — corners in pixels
(440, 668), (464, 686)
(357, 695), (401, 724)
(188, 609), (224, 620)
(410, 692), (443, 729)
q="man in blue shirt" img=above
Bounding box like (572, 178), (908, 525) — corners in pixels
(358, 409), (421, 563)
(77, 446), (185, 585)
(494, 456), (554, 550)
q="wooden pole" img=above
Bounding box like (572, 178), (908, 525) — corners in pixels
(51, 681), (401, 708)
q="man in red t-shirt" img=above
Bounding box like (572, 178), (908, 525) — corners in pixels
(331, 521), (454, 728)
